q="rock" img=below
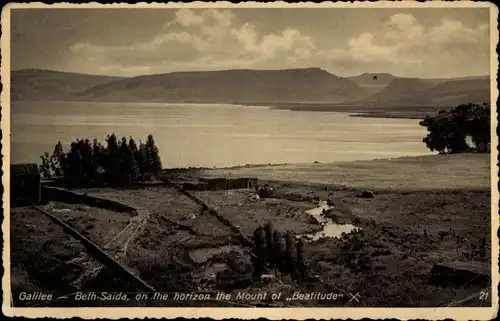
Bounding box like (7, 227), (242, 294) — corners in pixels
(360, 190), (374, 198)
(260, 274), (275, 283)
(429, 261), (489, 287)
(308, 215), (320, 224)
(257, 184), (276, 198)
(326, 198), (335, 206)
(250, 194), (261, 201)
(309, 274), (321, 281)
(23, 223), (36, 230)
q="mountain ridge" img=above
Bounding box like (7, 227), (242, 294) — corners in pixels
(10, 68), (490, 107)
(73, 67), (366, 103)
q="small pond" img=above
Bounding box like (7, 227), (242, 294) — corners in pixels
(298, 201), (360, 241)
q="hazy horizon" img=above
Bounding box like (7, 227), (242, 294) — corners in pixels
(11, 7), (491, 79)
(10, 66), (491, 80)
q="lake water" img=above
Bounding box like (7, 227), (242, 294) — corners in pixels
(11, 101), (432, 168)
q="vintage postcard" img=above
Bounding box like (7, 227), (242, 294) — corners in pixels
(1, 1), (498, 320)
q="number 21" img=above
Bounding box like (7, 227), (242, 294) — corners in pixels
(479, 292), (489, 300)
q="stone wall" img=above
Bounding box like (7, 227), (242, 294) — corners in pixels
(41, 186), (136, 213)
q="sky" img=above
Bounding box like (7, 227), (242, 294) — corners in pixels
(10, 7), (491, 78)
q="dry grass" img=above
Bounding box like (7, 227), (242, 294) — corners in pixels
(198, 153), (491, 190)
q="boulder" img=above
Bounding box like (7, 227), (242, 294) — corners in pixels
(257, 184), (276, 198)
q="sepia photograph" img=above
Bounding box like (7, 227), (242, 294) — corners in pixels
(2, 2), (498, 320)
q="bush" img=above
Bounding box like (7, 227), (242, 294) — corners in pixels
(39, 133), (163, 187)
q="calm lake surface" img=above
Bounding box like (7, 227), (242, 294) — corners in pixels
(11, 101), (432, 168)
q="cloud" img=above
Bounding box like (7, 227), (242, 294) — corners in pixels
(323, 13), (489, 77)
(69, 10), (490, 77)
(70, 9), (316, 75)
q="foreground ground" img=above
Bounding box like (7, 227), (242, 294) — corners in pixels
(10, 153), (492, 307)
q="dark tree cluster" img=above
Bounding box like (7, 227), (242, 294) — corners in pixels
(251, 221), (308, 283)
(39, 133), (162, 187)
(419, 103), (490, 154)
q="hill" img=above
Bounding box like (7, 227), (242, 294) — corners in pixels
(75, 68), (367, 103)
(358, 77), (490, 107)
(346, 73), (397, 96)
(11, 69), (125, 101)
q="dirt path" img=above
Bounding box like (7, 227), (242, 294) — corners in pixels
(67, 207), (153, 290)
(104, 209), (151, 257)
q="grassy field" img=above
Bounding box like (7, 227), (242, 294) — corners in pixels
(197, 153), (491, 190)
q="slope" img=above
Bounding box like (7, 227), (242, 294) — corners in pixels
(358, 77), (490, 107)
(11, 69), (126, 101)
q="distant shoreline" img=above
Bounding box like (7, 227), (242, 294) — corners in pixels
(12, 99), (443, 120)
(164, 154), (438, 172)
(263, 102), (444, 119)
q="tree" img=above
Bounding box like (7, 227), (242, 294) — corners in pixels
(129, 137), (138, 154)
(145, 134), (162, 179)
(264, 221), (275, 265)
(420, 103), (490, 154)
(92, 138), (106, 181)
(283, 231), (296, 278)
(467, 103), (491, 152)
(105, 133), (120, 181)
(119, 136), (139, 185)
(296, 238), (307, 282)
(40, 152), (52, 178)
(39, 141), (65, 178)
(40, 133), (162, 188)
(273, 230), (285, 277)
(252, 227), (266, 279)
